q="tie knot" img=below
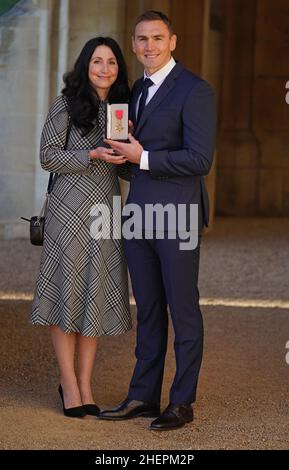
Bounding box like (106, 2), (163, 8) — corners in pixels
(136, 78), (154, 123)
(142, 78), (154, 90)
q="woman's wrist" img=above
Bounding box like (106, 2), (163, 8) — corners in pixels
(88, 150), (96, 164)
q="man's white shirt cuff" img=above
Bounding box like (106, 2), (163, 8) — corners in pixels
(140, 151), (149, 170)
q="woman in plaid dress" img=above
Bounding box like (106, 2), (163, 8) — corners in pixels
(31, 37), (131, 418)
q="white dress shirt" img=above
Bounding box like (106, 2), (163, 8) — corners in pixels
(138, 57), (176, 170)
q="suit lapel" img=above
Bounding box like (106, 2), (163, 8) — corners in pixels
(134, 62), (184, 135)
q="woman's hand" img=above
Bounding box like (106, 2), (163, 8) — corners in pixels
(89, 147), (127, 165)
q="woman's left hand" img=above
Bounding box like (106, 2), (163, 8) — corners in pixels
(89, 147), (127, 165)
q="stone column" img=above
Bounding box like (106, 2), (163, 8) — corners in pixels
(124, 0), (171, 83)
(66, 0), (129, 201)
(172, 0), (222, 225)
(0, 0), (53, 239)
(253, 0), (289, 215)
(217, 0), (259, 216)
(68, 0), (127, 68)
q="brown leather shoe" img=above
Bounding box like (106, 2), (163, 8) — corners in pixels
(150, 404), (193, 431)
(98, 399), (160, 421)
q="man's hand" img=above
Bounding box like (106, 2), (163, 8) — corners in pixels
(89, 147), (127, 165)
(104, 133), (143, 165)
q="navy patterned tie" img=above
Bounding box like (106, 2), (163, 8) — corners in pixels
(137, 78), (154, 123)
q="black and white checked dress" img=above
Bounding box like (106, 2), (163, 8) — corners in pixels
(31, 95), (131, 337)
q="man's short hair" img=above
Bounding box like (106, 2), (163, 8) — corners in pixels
(133, 10), (174, 36)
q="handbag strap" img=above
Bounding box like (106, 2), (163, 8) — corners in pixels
(47, 116), (72, 194)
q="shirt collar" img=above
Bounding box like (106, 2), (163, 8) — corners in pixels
(144, 57), (176, 85)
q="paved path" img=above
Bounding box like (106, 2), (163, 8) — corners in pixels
(1, 218), (289, 449)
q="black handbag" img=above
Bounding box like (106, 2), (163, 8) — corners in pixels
(21, 173), (56, 245)
(21, 118), (72, 246)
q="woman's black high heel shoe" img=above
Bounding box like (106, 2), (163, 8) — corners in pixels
(58, 385), (86, 418)
(83, 404), (100, 416)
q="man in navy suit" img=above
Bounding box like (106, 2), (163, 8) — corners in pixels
(99, 10), (216, 430)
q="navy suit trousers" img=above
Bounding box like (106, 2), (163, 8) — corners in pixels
(125, 233), (203, 405)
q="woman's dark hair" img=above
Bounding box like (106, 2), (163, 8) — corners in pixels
(62, 37), (130, 134)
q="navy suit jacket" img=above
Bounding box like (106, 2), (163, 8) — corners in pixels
(127, 61), (216, 228)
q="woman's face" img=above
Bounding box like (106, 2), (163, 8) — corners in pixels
(88, 45), (119, 99)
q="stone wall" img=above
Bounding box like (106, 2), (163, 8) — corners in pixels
(0, 0), (128, 239)
(1, 0), (288, 240)
(254, 0), (289, 216)
(171, 0), (223, 223)
(217, 0), (289, 216)
(0, 0), (52, 238)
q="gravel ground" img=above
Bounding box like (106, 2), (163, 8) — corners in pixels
(0, 217), (289, 450)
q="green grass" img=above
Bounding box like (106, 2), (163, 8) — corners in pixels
(0, 0), (20, 16)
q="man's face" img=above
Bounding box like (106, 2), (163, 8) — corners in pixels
(132, 20), (177, 75)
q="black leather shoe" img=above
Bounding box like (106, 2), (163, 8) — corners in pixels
(83, 404), (100, 416)
(58, 385), (86, 418)
(150, 404), (193, 431)
(98, 399), (160, 421)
